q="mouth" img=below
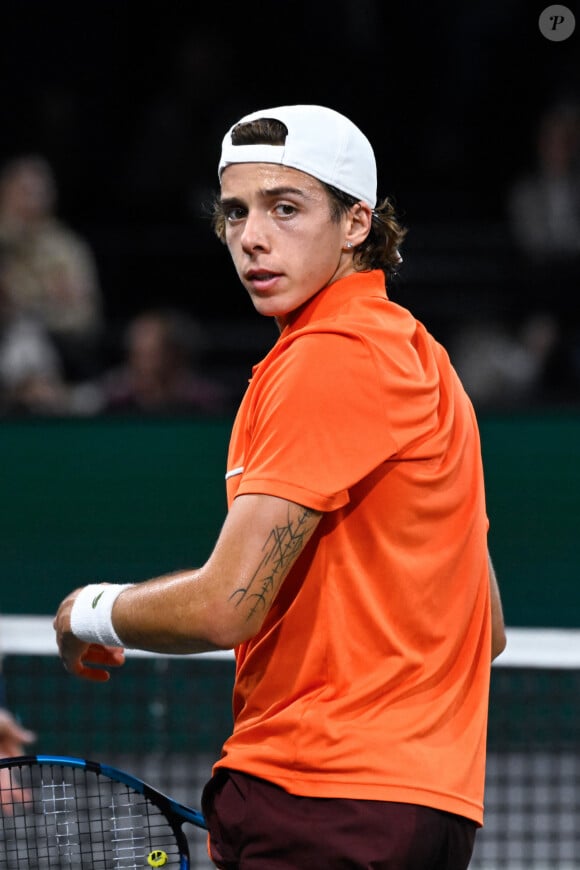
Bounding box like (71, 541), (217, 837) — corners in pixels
(244, 270), (282, 292)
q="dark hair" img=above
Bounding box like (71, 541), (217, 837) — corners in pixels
(212, 118), (406, 276)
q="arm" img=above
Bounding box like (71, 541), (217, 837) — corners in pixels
(54, 494), (322, 679)
(488, 549), (507, 661)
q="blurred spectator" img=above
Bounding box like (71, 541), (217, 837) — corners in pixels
(0, 627), (36, 808)
(94, 308), (232, 415)
(507, 101), (580, 261)
(450, 311), (560, 409)
(0, 707), (35, 766)
(0, 686), (36, 811)
(0, 247), (70, 415)
(0, 154), (104, 380)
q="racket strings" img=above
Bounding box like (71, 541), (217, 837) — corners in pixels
(0, 763), (185, 868)
(108, 784), (152, 868)
(41, 776), (80, 858)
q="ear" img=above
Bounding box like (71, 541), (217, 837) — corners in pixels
(343, 202), (372, 249)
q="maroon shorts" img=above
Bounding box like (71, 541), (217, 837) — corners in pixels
(201, 768), (477, 869)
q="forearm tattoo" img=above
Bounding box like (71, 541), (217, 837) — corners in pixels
(230, 505), (319, 621)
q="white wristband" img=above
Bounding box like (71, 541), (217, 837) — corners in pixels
(70, 583), (134, 647)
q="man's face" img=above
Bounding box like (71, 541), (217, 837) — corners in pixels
(219, 163), (353, 326)
(2, 165), (54, 222)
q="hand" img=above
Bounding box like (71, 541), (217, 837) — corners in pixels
(0, 766), (32, 815)
(53, 588), (126, 682)
(0, 707), (36, 757)
(0, 708), (36, 814)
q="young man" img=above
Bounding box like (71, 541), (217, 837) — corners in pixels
(54, 105), (506, 869)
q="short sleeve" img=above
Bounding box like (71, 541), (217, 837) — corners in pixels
(235, 331), (398, 511)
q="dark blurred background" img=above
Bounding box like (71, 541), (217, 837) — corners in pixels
(1, 0), (579, 413)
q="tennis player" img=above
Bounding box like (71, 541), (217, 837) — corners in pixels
(54, 104), (506, 869)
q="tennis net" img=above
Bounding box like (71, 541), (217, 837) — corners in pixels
(2, 617), (579, 869)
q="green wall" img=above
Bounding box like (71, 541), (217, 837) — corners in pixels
(0, 417), (230, 615)
(1, 414), (578, 626)
(479, 414), (580, 628)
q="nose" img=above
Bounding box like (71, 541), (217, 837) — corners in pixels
(240, 209), (270, 254)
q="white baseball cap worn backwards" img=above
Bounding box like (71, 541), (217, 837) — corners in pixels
(218, 105), (377, 209)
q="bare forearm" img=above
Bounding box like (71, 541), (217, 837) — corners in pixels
(54, 495), (322, 672)
(114, 498), (322, 652)
(112, 569), (231, 654)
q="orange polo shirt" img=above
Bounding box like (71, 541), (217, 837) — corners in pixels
(216, 269), (491, 825)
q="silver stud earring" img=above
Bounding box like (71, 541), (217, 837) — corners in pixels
(344, 241), (353, 250)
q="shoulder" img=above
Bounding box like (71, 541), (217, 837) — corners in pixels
(274, 327), (377, 387)
(38, 220), (94, 257)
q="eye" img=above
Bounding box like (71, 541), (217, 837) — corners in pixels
(274, 202), (297, 217)
(225, 205), (247, 222)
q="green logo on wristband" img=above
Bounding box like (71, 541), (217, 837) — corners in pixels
(91, 591), (105, 609)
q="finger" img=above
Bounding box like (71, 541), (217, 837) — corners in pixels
(79, 667), (112, 682)
(16, 727), (37, 744)
(69, 660), (113, 682)
(4, 725), (37, 745)
(0, 714), (37, 747)
(0, 768), (33, 815)
(83, 644), (126, 667)
(0, 737), (35, 757)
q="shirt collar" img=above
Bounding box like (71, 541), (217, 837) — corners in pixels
(280, 269), (388, 338)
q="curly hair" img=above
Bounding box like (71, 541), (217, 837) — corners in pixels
(213, 117), (406, 276)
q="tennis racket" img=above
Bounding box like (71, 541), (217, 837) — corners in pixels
(0, 754), (207, 869)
